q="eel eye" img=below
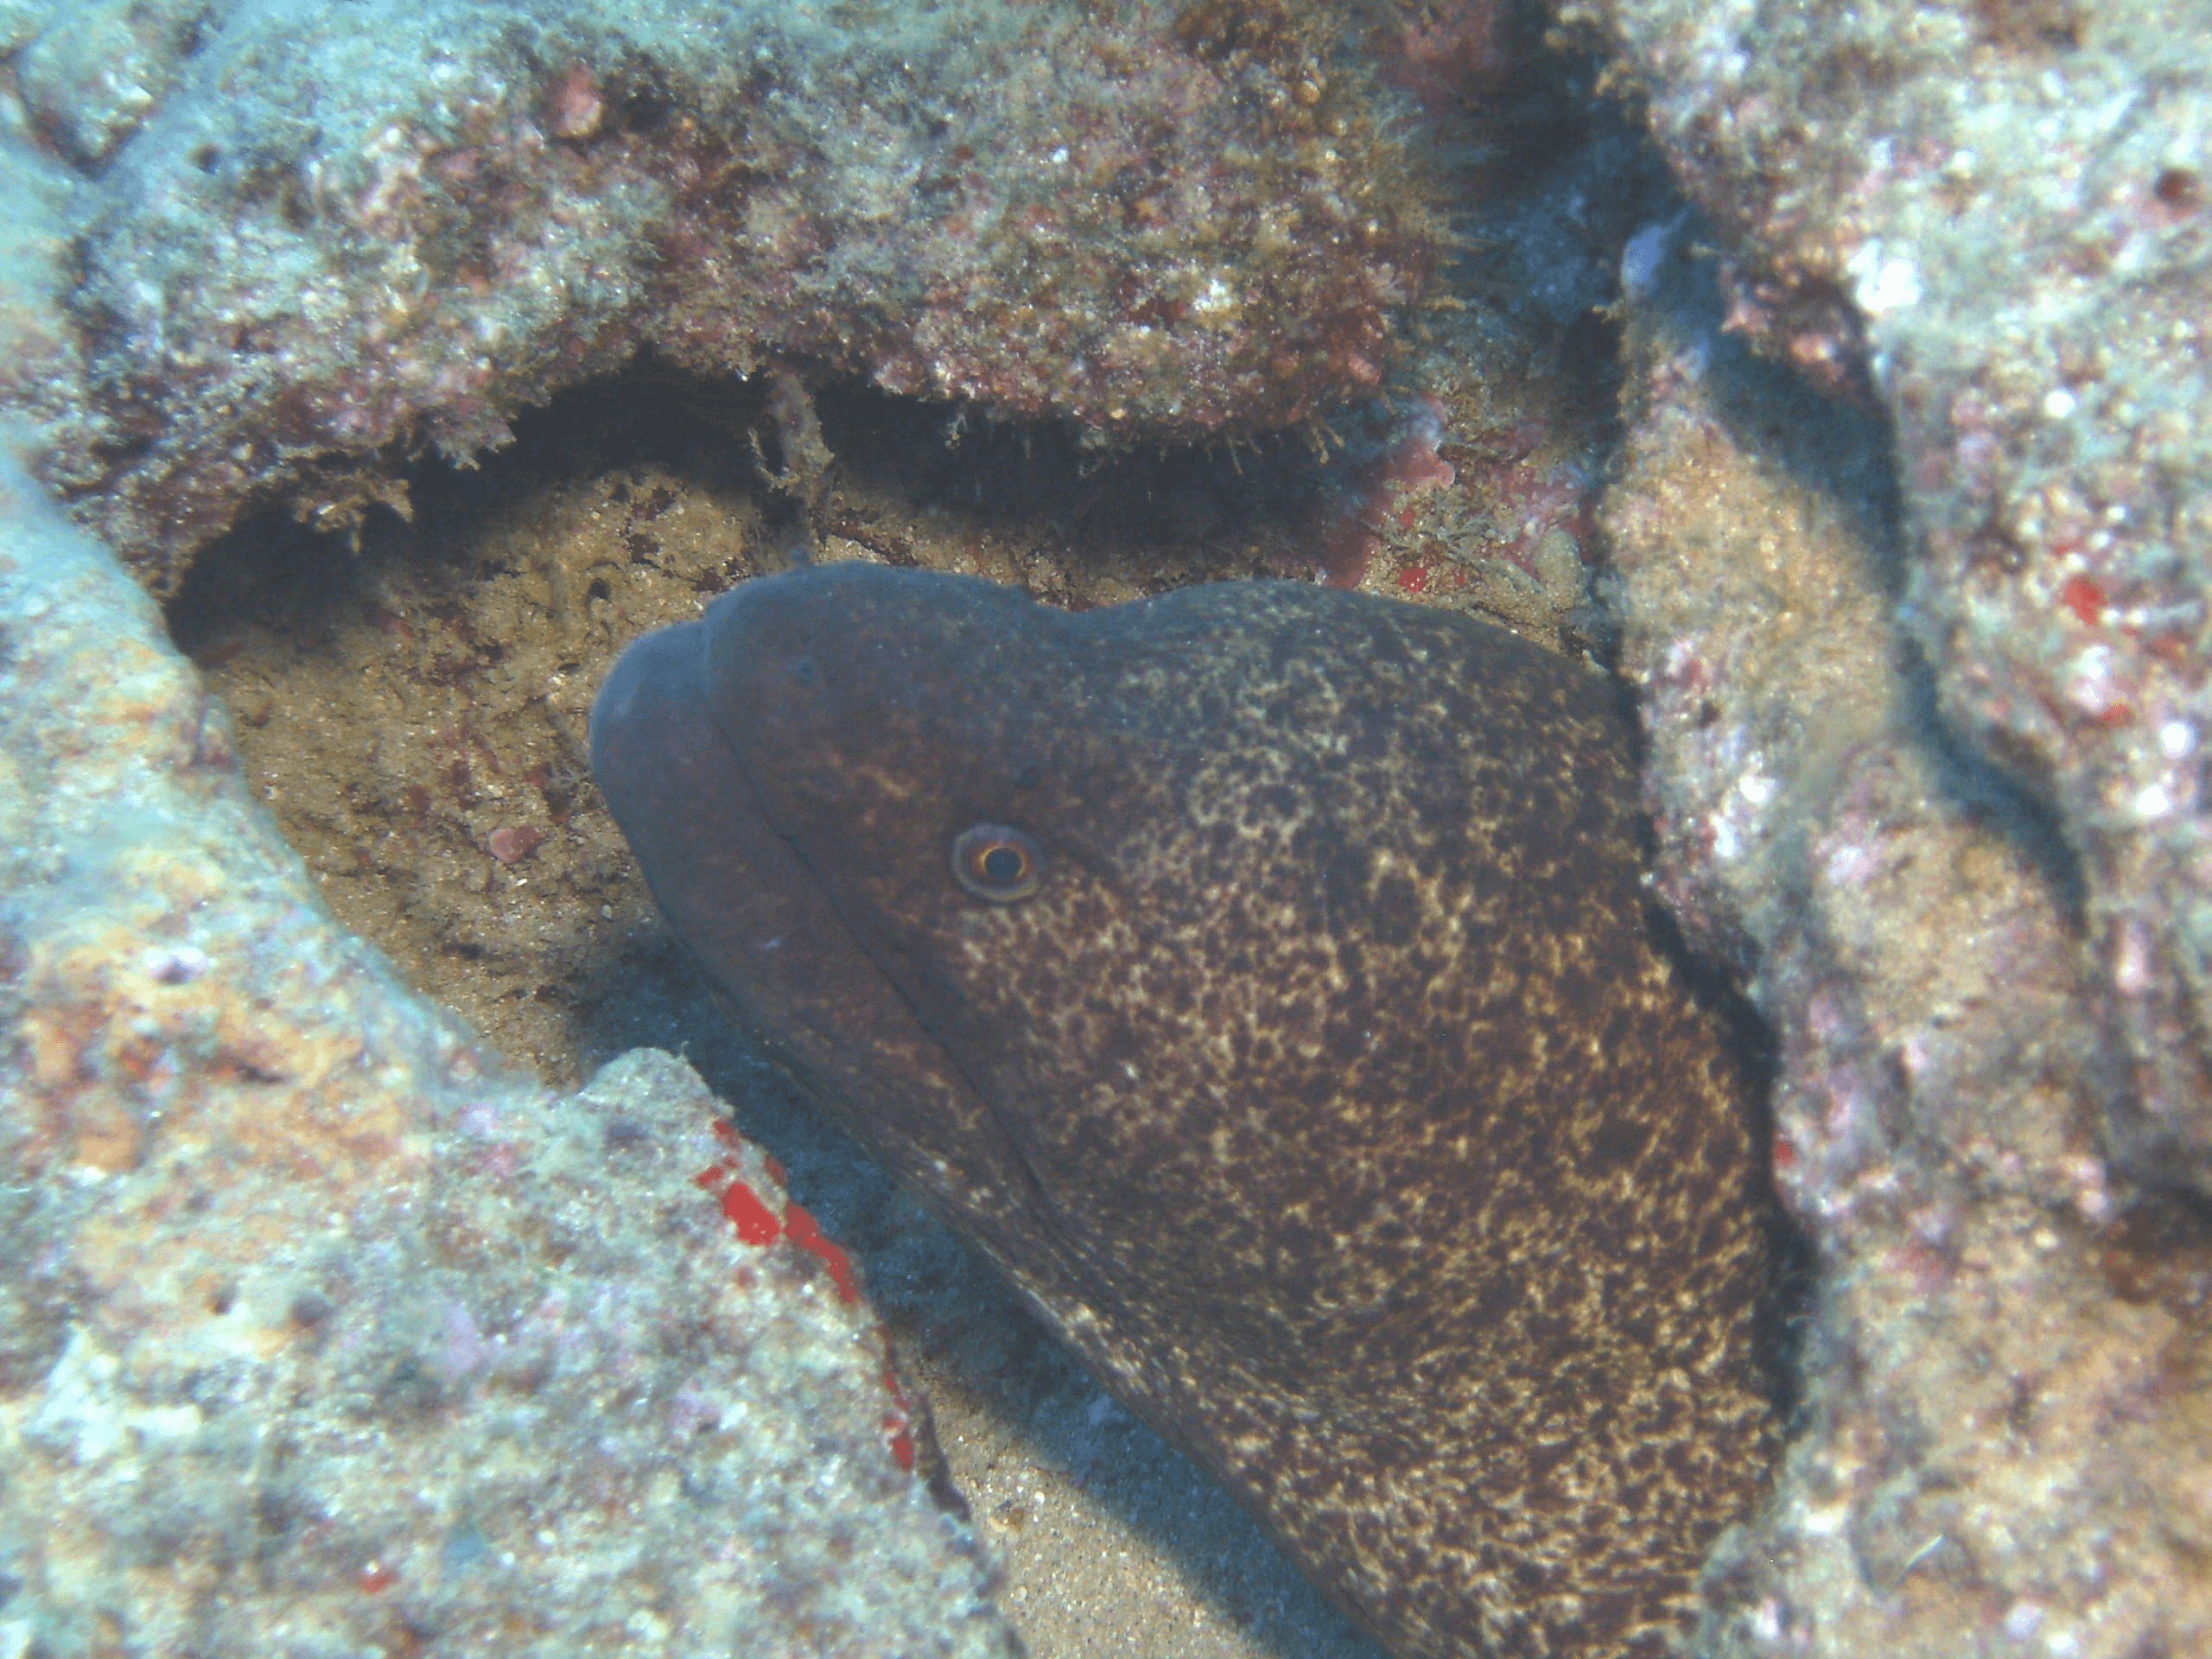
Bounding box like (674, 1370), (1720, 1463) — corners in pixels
(950, 823), (1043, 903)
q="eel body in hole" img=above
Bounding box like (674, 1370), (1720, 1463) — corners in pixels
(591, 566), (1782, 1659)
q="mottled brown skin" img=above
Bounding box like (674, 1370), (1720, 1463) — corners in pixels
(591, 568), (1780, 1659)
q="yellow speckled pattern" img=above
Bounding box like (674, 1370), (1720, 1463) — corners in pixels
(594, 568), (1783, 1659)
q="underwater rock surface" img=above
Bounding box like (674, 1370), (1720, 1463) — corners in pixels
(0, 0), (1433, 593)
(1572, 0), (2212, 1649)
(0, 454), (1015, 1656)
(1573, 0), (2212, 1188)
(1605, 224), (2208, 1659)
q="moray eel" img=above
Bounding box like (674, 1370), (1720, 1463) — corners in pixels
(590, 567), (1780, 1659)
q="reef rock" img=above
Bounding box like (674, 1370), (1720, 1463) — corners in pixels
(0, 0), (1433, 593)
(0, 450), (1016, 1658)
(1570, 0), (2212, 1649)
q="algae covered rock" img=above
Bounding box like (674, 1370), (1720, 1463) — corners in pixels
(0, 450), (1017, 1658)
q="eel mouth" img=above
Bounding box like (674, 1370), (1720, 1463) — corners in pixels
(590, 611), (870, 1063)
(589, 587), (1076, 1274)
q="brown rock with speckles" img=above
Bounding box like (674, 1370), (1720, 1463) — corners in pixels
(592, 567), (1785, 1659)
